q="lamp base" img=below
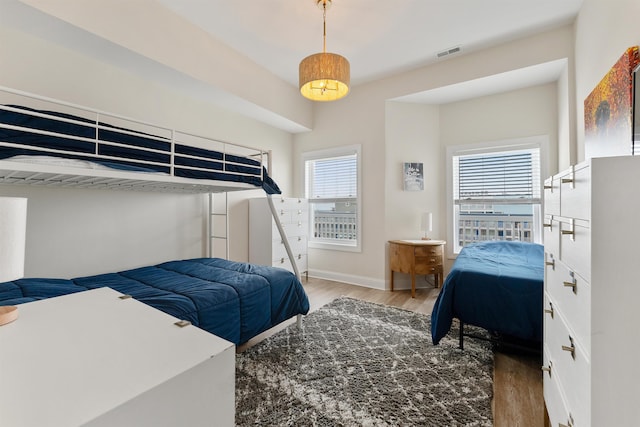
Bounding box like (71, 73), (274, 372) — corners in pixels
(0, 305), (18, 326)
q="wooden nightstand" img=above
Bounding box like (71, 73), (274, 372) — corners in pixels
(389, 239), (446, 298)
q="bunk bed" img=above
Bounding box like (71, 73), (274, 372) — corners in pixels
(0, 86), (309, 345)
(430, 240), (544, 352)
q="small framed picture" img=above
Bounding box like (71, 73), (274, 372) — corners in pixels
(403, 162), (424, 191)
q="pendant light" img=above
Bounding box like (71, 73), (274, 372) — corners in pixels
(299, 0), (350, 101)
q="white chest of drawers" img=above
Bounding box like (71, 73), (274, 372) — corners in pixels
(0, 287), (235, 427)
(543, 155), (640, 427)
(249, 196), (309, 276)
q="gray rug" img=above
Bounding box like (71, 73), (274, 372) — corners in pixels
(236, 297), (493, 426)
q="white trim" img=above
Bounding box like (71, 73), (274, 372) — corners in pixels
(446, 135), (549, 259)
(307, 268), (385, 290)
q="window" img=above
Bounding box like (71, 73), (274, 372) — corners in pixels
(448, 138), (544, 254)
(303, 145), (361, 252)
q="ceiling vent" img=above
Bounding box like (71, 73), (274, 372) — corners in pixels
(437, 46), (462, 59)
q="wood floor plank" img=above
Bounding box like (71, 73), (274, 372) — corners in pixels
(238, 277), (544, 427)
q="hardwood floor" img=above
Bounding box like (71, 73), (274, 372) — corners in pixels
(239, 277), (545, 427)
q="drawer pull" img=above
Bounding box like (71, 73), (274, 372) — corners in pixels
(541, 361), (552, 377)
(561, 336), (576, 360)
(561, 166), (576, 189)
(545, 259), (555, 269)
(280, 258), (285, 264)
(563, 280), (577, 293)
(544, 303), (554, 318)
(561, 219), (576, 241)
(559, 414), (574, 427)
(543, 222), (552, 229)
(297, 254), (302, 259)
(543, 184), (552, 190)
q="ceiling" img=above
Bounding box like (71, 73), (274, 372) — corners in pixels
(157, 0), (583, 92)
(4, 0), (584, 131)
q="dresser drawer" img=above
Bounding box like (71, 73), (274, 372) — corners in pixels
(273, 253), (307, 273)
(544, 176), (560, 216)
(415, 253), (442, 267)
(543, 347), (572, 427)
(415, 245), (442, 257)
(543, 215), (560, 259)
(558, 218), (590, 283)
(414, 263), (443, 276)
(545, 261), (591, 350)
(559, 164), (590, 221)
(545, 306), (590, 427)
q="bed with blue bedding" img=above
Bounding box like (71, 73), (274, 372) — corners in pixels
(0, 257), (309, 345)
(430, 241), (543, 349)
(0, 102), (280, 194)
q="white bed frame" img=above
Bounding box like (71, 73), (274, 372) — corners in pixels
(0, 86), (270, 193)
(0, 86), (304, 297)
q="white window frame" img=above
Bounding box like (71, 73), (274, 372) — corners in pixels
(446, 136), (548, 258)
(302, 144), (362, 252)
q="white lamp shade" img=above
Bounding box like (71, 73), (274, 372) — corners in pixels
(420, 212), (433, 233)
(0, 197), (27, 283)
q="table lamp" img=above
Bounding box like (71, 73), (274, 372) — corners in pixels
(0, 197), (27, 326)
(421, 212), (432, 240)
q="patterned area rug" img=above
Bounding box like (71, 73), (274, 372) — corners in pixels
(236, 297), (493, 426)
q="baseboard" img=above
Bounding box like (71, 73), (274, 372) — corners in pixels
(306, 269), (438, 292)
(306, 269), (385, 290)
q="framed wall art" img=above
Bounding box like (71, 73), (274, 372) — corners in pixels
(584, 46), (639, 159)
(403, 162), (424, 191)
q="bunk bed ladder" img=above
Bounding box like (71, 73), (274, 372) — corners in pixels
(266, 194), (304, 329)
(208, 192), (229, 259)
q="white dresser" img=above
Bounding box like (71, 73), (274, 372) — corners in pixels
(249, 196), (309, 276)
(543, 155), (640, 426)
(0, 287), (235, 427)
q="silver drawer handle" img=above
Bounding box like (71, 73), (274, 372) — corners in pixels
(543, 222), (552, 229)
(561, 230), (574, 235)
(544, 303), (554, 318)
(545, 259), (555, 269)
(543, 184), (552, 190)
(561, 336), (576, 360)
(559, 414), (574, 427)
(541, 360), (552, 377)
(563, 280), (577, 293)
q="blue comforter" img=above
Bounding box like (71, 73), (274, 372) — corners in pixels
(430, 241), (543, 345)
(0, 258), (309, 345)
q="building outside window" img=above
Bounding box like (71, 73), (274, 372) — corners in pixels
(448, 139), (544, 254)
(303, 145), (361, 252)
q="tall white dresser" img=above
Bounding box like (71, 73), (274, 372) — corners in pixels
(249, 196), (309, 277)
(0, 287), (235, 427)
(542, 155), (640, 426)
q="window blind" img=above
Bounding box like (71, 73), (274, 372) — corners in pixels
(454, 149), (541, 203)
(308, 154), (357, 199)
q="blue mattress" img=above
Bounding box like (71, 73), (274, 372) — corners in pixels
(0, 105), (281, 194)
(430, 241), (543, 345)
(0, 258), (309, 345)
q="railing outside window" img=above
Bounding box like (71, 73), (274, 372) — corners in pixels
(313, 211), (357, 241)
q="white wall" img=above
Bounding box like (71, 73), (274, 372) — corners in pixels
(0, 26), (293, 277)
(295, 27), (571, 289)
(574, 0), (640, 162)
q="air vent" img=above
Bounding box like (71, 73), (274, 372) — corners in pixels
(437, 46), (462, 59)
